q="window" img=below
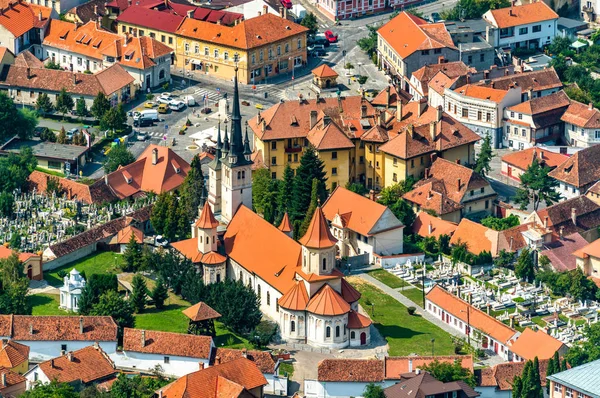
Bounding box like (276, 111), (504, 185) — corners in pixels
(518, 113), (523, 120)
(359, 156), (364, 164)
(288, 154), (292, 162)
(485, 200), (489, 209)
(266, 291), (270, 306)
(411, 159), (414, 168)
(48, 161), (62, 170)
(271, 156), (277, 165)
(393, 173), (398, 182)
(480, 53), (485, 62)
(519, 27), (528, 35)
(271, 172), (276, 179)
(163, 356), (170, 364)
(224, 52), (229, 61)
(462, 108), (468, 118)
(486, 112), (491, 122)
(522, 129), (526, 137)
(335, 326), (340, 337)
(554, 384), (561, 393)
(268, 48), (273, 59)
(291, 320), (295, 332)
(477, 110), (482, 121)
(565, 388), (573, 398)
(184, 43), (190, 52)
(470, 190), (474, 196)
(139, 30), (144, 36)
(326, 326), (331, 338)
(259, 51), (263, 62)
(351, 331), (355, 339)
(434, 48), (442, 54)
(161, 34), (165, 42)
(332, 167), (337, 175)
(277, 46), (281, 56)
(194, 44), (199, 54)
(252, 53), (256, 65)
(168, 37), (173, 45)
(204, 47), (209, 56)
(285, 44), (289, 53)
(214, 49), (219, 57)
(331, 151), (337, 159)
(533, 25), (541, 32)
(61, 344), (67, 352)
(393, 157), (397, 166)
(510, 111), (515, 118)
(122, 26), (126, 33)
(297, 38), (302, 49)
(467, 55), (472, 64)
(271, 141), (277, 150)
(294, 154), (298, 162)
(421, 50), (429, 55)
(322, 258), (327, 270)
(480, 187), (484, 193)
(257, 284), (261, 297)
(595, 131), (600, 139)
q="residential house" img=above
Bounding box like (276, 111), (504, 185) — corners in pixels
(426, 285), (520, 360)
(587, 181), (600, 206)
(501, 147), (568, 183)
(321, 186), (404, 266)
(482, 2), (558, 50)
(476, 68), (563, 101)
(443, 83), (521, 148)
(215, 348), (285, 396)
(104, 145), (191, 200)
(63, 0), (110, 27)
(174, 11), (308, 84)
(547, 359), (600, 398)
(476, 360), (548, 398)
(409, 60), (475, 102)
(548, 145), (600, 200)
(248, 95), (377, 182)
(561, 100), (600, 148)
(109, 225), (143, 253)
(305, 359), (386, 398)
(0, 368), (26, 397)
(525, 195), (600, 242)
(383, 371), (480, 398)
(384, 356), (474, 379)
(376, 103), (481, 189)
(377, 12), (458, 85)
(370, 85), (412, 109)
(0, 340), (29, 374)
(540, 232), (588, 272)
(112, 328), (213, 377)
(428, 70), (468, 110)
(43, 20), (173, 90)
(443, 19), (496, 72)
(156, 357), (268, 398)
(0, 62), (136, 110)
(0, 138), (90, 175)
(574, 238), (600, 285)
(0, 0), (53, 58)
(0, 315), (118, 362)
(42, 206), (151, 268)
(24, 345), (117, 391)
(28, 170), (117, 204)
(411, 212), (458, 239)
(115, 6), (182, 54)
(508, 328), (567, 362)
(403, 158), (497, 222)
(0, 246), (42, 281)
(502, 90), (571, 150)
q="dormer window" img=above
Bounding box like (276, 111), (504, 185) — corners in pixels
(122, 170), (133, 184)
(171, 159), (181, 174)
(124, 50), (134, 61)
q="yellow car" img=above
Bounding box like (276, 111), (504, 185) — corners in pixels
(158, 103), (169, 114)
(144, 102), (155, 108)
(255, 103), (264, 110)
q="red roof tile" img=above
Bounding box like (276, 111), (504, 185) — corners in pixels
(0, 340), (28, 369)
(278, 281), (309, 311)
(312, 64), (338, 78)
(371, 85), (412, 108)
(116, 6), (184, 33)
(340, 278), (361, 303)
(477, 68), (562, 92)
(509, 328), (565, 361)
(507, 90), (570, 115)
(28, 170), (117, 204)
(318, 359), (384, 382)
(306, 284), (350, 316)
(182, 302), (221, 322)
(0, 367), (25, 390)
(548, 144), (600, 188)
(307, 121), (354, 151)
(561, 100), (600, 128)
(385, 356), (473, 379)
(278, 212), (293, 233)
(485, 2), (558, 29)
(215, 348), (276, 374)
(501, 147), (567, 172)
(0, 2), (50, 38)
(9, 316), (117, 341)
(38, 345), (116, 384)
(411, 212), (458, 238)
(298, 207), (338, 248)
(347, 310), (372, 329)
(195, 201), (219, 229)
(170, 237), (204, 263)
(201, 251), (227, 265)
(112, 225), (143, 244)
(123, 328), (213, 359)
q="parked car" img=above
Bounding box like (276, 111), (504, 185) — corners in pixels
(133, 117), (153, 127)
(144, 102), (155, 108)
(280, 0), (292, 9)
(324, 30), (338, 43)
(136, 131), (148, 141)
(33, 126), (50, 137)
(155, 235), (169, 247)
(157, 96), (173, 104)
(66, 128), (79, 140)
(429, 12), (441, 22)
(169, 100), (186, 111)
(308, 44), (325, 52)
(157, 103), (169, 114)
(139, 110), (159, 121)
(160, 92), (171, 98)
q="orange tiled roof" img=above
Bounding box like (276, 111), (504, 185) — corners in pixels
(112, 225), (143, 244)
(384, 355), (473, 379)
(298, 207), (337, 249)
(123, 328), (213, 359)
(14, 50), (43, 69)
(509, 328), (564, 361)
(307, 121), (355, 151)
(347, 310), (372, 329)
(201, 251), (227, 265)
(195, 201), (219, 229)
(477, 68), (562, 92)
(341, 278), (361, 303)
(28, 170), (117, 204)
(426, 285), (517, 344)
(414, 62), (474, 96)
(561, 100), (600, 128)
(428, 71), (461, 96)
(318, 359), (384, 382)
(176, 12), (308, 50)
(507, 90), (570, 115)
(451, 219), (532, 257)
(0, 1), (50, 38)
(306, 284), (350, 316)
(573, 237), (600, 259)
(278, 212), (293, 233)
(454, 84), (509, 103)
(38, 345), (116, 384)
(158, 358), (267, 398)
(0, 367), (25, 390)
(322, 186), (402, 236)
(411, 212), (458, 238)
(182, 301), (221, 322)
(501, 147), (567, 172)
(6, 316), (117, 341)
(105, 145), (191, 199)
(224, 206), (301, 294)
(371, 85), (412, 108)
(278, 281), (309, 311)
(0, 340), (28, 369)
(548, 144), (600, 188)
(377, 12), (455, 59)
(0, 246), (38, 263)
(312, 64), (338, 78)
(483, 360), (548, 390)
(485, 2), (558, 29)
(171, 237), (204, 263)
(215, 348), (276, 374)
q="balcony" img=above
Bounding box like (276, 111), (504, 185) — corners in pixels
(285, 146), (302, 153)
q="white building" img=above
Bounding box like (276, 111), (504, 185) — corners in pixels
(59, 269), (85, 312)
(562, 100), (600, 148)
(548, 145), (600, 200)
(112, 328), (213, 377)
(444, 83), (522, 148)
(321, 186), (404, 266)
(0, 315), (118, 362)
(483, 2), (558, 50)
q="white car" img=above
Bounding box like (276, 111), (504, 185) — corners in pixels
(157, 96), (173, 104)
(160, 92), (171, 98)
(169, 100), (186, 111)
(155, 235), (169, 247)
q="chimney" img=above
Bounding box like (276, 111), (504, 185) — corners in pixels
(29, 324), (33, 335)
(187, 9), (193, 18)
(263, 4), (268, 15)
(50, 359), (54, 369)
(486, 304), (490, 315)
(571, 208), (577, 225)
(510, 315), (515, 328)
(310, 110), (318, 129)
(67, 351), (73, 362)
(261, 120), (266, 133)
(544, 216), (548, 229)
(74, 21), (79, 31)
(589, 102), (594, 111)
(417, 98), (426, 117)
(79, 316), (83, 334)
(369, 190), (376, 201)
(26, 67), (31, 79)
(429, 121), (436, 142)
(94, 4), (98, 15)
(73, 73), (77, 85)
(315, 93), (320, 103)
(284, 7), (287, 18)
(361, 104), (367, 118)
(104, 174), (108, 185)
(257, 10), (261, 16)
(256, 111), (261, 124)
(385, 86), (390, 108)
(428, 222), (433, 235)
(123, 32), (128, 47)
(215, 355), (221, 365)
(560, 226), (564, 240)
(199, 362), (205, 370)
(436, 105), (443, 122)
(509, 236), (514, 251)
(152, 148), (158, 165)
(396, 99), (402, 121)
(415, 368), (421, 375)
(279, 6), (284, 17)
(128, 0), (131, 5)
(424, 168), (430, 179)
(1, 372), (6, 387)
(38, 10), (42, 21)
(438, 56), (445, 64)
(241, 348), (248, 358)
(483, 70), (489, 79)
(379, 111), (385, 127)
(141, 330), (146, 347)
(457, 178), (461, 191)
(408, 359), (413, 372)
(407, 124), (414, 138)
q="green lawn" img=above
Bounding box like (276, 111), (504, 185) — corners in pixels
(400, 287), (425, 308)
(44, 252), (124, 287)
(350, 278), (455, 356)
(366, 269), (409, 288)
(279, 363), (294, 377)
(28, 294), (65, 315)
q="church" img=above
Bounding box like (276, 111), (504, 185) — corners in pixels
(172, 68), (372, 349)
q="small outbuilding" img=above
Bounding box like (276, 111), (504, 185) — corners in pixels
(312, 64), (338, 91)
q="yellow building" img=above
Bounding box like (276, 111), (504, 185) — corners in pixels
(115, 6), (180, 57)
(0, 340), (29, 374)
(175, 12), (308, 84)
(248, 95), (378, 187)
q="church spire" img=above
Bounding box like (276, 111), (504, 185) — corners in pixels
(222, 125), (230, 156)
(208, 120), (222, 171)
(243, 121), (252, 161)
(224, 66), (252, 167)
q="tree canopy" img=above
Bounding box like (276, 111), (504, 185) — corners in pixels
(291, 145), (327, 222)
(474, 133), (494, 176)
(103, 144), (135, 173)
(514, 158), (561, 211)
(422, 360), (476, 387)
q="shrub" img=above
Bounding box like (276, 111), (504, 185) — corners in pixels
(57, 270), (68, 279)
(407, 306), (416, 315)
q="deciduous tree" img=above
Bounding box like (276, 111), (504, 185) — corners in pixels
(103, 144), (135, 173)
(91, 92), (111, 120)
(515, 158), (561, 211)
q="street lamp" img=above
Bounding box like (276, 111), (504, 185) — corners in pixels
(460, 307), (471, 346)
(431, 338), (435, 356)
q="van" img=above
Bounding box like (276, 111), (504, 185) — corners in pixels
(157, 104), (169, 114)
(134, 116), (153, 127)
(169, 101), (186, 111)
(140, 109), (159, 121)
(184, 95), (196, 106)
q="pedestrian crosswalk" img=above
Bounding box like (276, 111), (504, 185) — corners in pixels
(194, 88), (223, 105)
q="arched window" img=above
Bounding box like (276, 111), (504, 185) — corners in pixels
(276, 301), (279, 312)
(351, 331), (355, 339)
(291, 320), (295, 332)
(205, 236), (209, 244)
(242, 170), (245, 179)
(267, 291), (270, 306)
(237, 171), (241, 179)
(335, 326), (340, 337)
(216, 273), (221, 283)
(159, 69), (165, 79)
(326, 326), (331, 338)
(322, 258), (327, 271)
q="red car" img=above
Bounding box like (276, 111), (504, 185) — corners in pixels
(324, 30), (338, 43)
(280, 0), (292, 9)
